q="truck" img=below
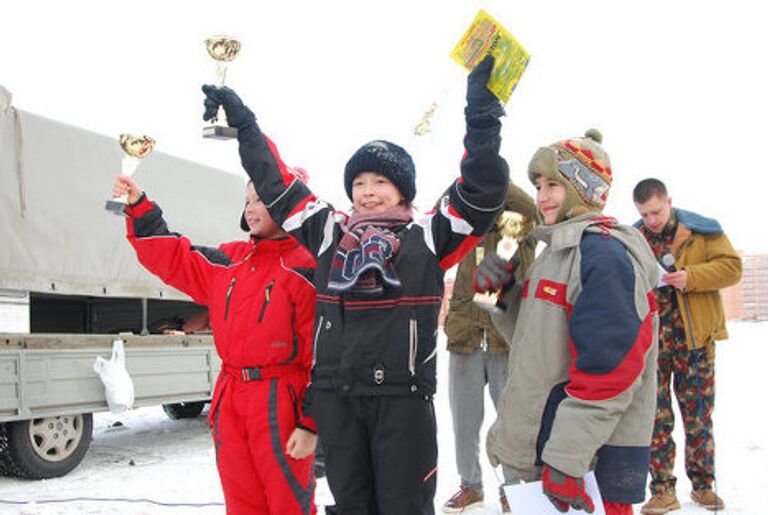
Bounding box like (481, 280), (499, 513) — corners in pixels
(0, 89), (246, 479)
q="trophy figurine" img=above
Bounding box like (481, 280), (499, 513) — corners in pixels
(203, 35), (241, 140)
(473, 211), (527, 313)
(105, 134), (155, 214)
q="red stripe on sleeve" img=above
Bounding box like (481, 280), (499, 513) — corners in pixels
(439, 235), (481, 270)
(263, 135), (295, 187)
(287, 194), (318, 219)
(125, 195), (154, 219)
(447, 203), (463, 219)
(565, 307), (656, 401)
(125, 195), (155, 237)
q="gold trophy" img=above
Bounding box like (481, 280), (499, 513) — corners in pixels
(473, 211), (526, 313)
(105, 134), (155, 214)
(414, 102), (438, 136)
(203, 35), (241, 139)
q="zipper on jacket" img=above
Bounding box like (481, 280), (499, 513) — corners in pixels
(224, 277), (236, 321)
(409, 319), (418, 376)
(312, 315), (324, 365)
(257, 281), (274, 323)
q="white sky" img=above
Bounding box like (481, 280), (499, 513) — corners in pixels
(3, 0), (767, 252)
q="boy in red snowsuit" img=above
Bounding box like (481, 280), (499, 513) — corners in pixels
(113, 176), (317, 515)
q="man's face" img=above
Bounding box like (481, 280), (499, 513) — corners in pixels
(635, 194), (673, 234)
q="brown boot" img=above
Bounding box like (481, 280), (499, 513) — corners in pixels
(442, 486), (483, 513)
(640, 492), (681, 514)
(499, 492), (511, 513)
(690, 490), (725, 511)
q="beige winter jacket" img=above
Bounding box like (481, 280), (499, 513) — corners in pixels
(487, 214), (659, 502)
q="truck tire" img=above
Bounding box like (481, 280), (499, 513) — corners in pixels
(0, 413), (93, 479)
(162, 401), (205, 420)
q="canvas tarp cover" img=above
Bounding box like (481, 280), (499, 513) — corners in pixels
(0, 105), (245, 300)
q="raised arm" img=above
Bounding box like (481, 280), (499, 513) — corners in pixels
(116, 175), (230, 304)
(428, 56), (510, 269)
(201, 86), (334, 257)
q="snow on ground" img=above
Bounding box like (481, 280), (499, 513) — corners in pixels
(0, 321), (766, 514)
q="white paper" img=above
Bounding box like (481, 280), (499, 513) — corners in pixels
(503, 471), (606, 515)
(656, 262), (670, 288)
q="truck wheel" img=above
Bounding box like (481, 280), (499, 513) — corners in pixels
(162, 401), (205, 420)
(0, 413), (93, 479)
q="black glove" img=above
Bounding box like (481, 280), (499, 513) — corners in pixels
(473, 253), (514, 293)
(201, 85), (257, 130)
(466, 55), (505, 119)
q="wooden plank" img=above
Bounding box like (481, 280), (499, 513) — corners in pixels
(0, 333), (214, 349)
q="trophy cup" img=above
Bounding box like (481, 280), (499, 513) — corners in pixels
(105, 134), (155, 214)
(413, 102), (438, 136)
(473, 211), (526, 313)
(203, 35), (241, 140)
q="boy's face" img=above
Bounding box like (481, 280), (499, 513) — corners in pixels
(244, 182), (283, 238)
(635, 194), (673, 234)
(351, 172), (404, 214)
(534, 175), (567, 225)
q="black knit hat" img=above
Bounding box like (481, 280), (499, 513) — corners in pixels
(344, 140), (416, 203)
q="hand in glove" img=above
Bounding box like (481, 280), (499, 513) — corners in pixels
(542, 464), (595, 513)
(466, 55), (504, 119)
(473, 253), (515, 293)
(201, 85), (257, 130)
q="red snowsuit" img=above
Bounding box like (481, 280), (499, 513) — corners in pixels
(125, 195), (317, 515)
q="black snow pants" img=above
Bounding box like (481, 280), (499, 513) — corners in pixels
(313, 390), (437, 515)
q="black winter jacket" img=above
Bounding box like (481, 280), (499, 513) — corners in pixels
(234, 107), (509, 403)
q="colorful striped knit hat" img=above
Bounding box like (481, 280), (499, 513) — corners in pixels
(528, 129), (612, 219)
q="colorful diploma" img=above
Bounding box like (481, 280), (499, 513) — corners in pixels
(450, 9), (530, 103)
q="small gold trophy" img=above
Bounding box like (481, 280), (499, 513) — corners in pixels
(203, 35), (241, 140)
(473, 211), (526, 313)
(105, 134), (155, 214)
(414, 102), (438, 136)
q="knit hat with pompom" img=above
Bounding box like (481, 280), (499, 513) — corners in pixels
(527, 128), (612, 221)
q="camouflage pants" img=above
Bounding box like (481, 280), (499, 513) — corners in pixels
(649, 335), (716, 495)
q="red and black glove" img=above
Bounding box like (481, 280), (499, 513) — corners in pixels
(472, 253), (515, 293)
(542, 464), (595, 513)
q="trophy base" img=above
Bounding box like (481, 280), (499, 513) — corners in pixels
(473, 292), (508, 315)
(203, 125), (238, 140)
(105, 199), (127, 215)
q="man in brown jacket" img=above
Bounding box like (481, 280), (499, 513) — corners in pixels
(633, 178), (742, 514)
(441, 183), (536, 513)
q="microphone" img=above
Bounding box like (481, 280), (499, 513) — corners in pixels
(661, 253), (676, 272)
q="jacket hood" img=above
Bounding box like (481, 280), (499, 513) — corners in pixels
(634, 208), (723, 235)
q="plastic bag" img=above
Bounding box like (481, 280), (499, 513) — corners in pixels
(93, 339), (135, 414)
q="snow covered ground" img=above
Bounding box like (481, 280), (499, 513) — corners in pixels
(1, 321), (765, 514)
